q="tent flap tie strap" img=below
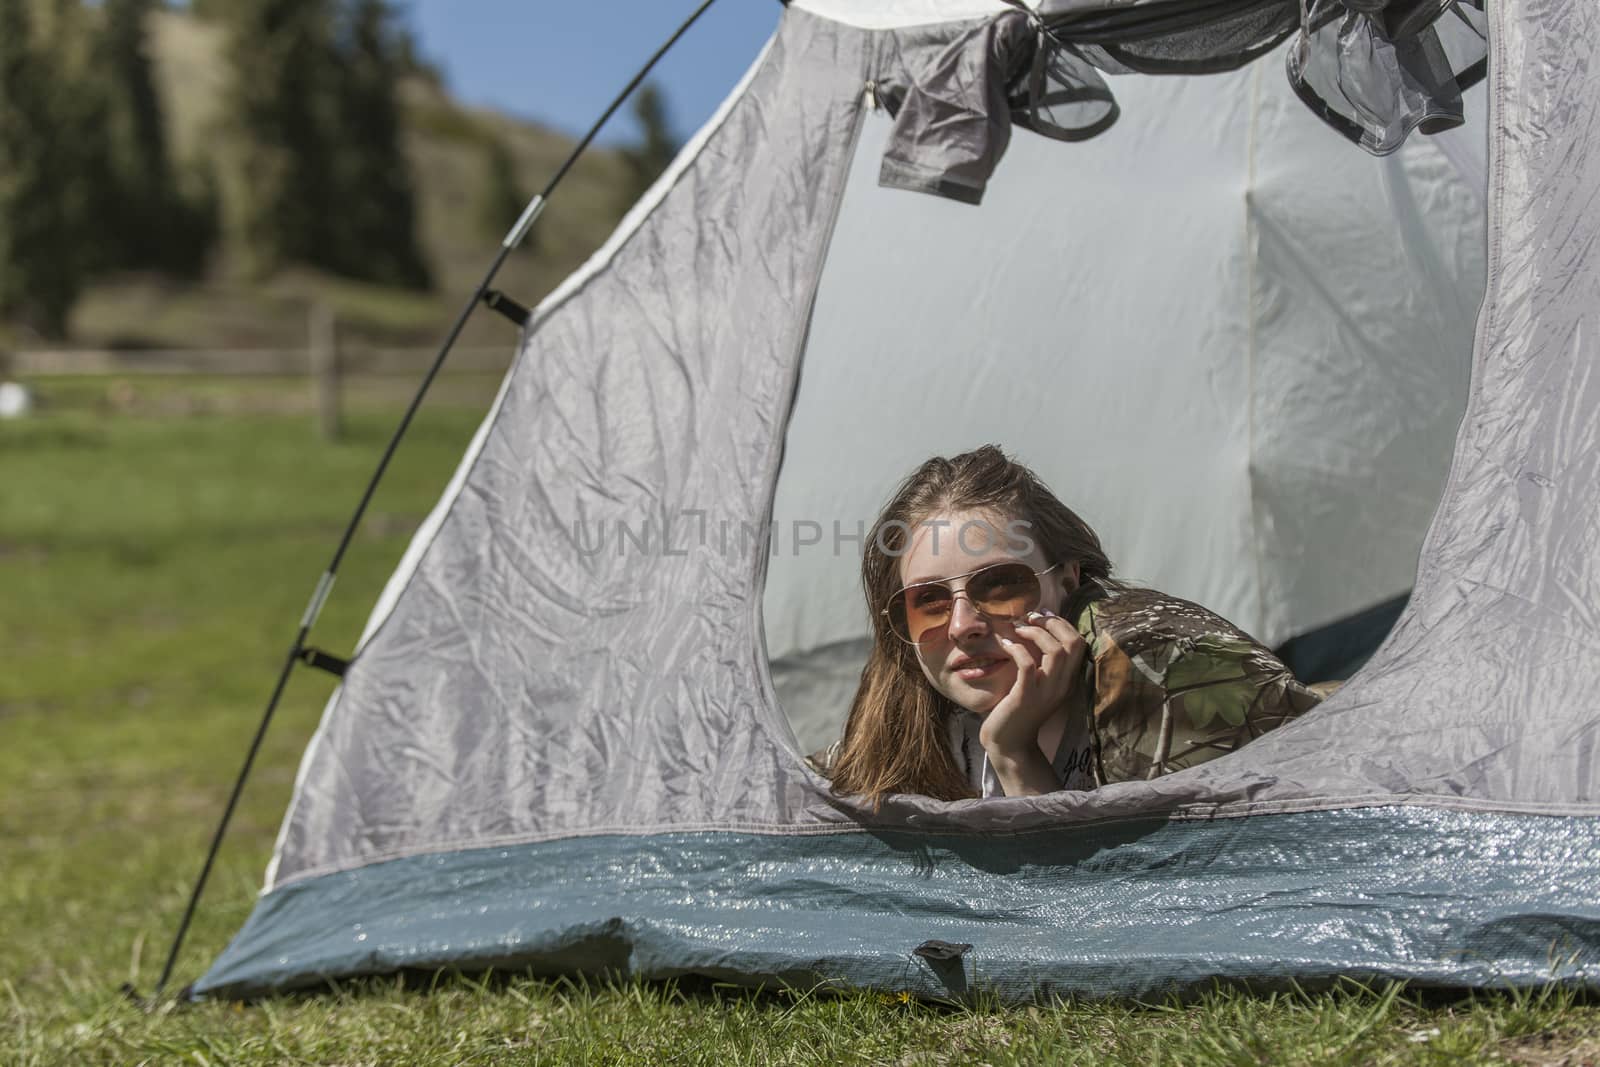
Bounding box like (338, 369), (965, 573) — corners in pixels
(482, 289), (531, 328)
(298, 647), (351, 678)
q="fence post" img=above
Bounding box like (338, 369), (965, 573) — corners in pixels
(309, 302), (341, 442)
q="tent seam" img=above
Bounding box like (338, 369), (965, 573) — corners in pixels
(1244, 58), (1269, 644)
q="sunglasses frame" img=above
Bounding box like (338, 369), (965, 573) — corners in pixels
(880, 561), (1063, 646)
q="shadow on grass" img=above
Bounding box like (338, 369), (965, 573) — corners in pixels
(178, 961), (1600, 1021)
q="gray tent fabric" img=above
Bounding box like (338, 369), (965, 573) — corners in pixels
(195, 0), (1600, 1002)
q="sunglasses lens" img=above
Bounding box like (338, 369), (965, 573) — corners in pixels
(887, 563), (1044, 644)
(893, 583), (954, 644)
(969, 562), (1042, 620)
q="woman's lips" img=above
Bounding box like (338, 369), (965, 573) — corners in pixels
(953, 656), (1009, 680)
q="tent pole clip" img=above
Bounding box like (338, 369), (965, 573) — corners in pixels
(482, 289), (531, 328)
(298, 646), (351, 678)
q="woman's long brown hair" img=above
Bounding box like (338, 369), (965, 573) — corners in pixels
(826, 445), (1117, 804)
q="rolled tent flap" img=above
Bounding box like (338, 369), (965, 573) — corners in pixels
(1287, 0), (1488, 154)
(879, 0), (1487, 204)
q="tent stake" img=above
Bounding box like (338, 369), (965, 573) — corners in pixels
(147, 0), (727, 1002)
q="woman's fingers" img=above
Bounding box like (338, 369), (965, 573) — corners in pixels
(997, 635), (1037, 681)
(984, 636), (1047, 753)
(981, 611), (1088, 762)
(1017, 615), (1062, 650)
(1014, 613), (1085, 697)
(1012, 619), (1064, 668)
(995, 636), (1039, 721)
(1033, 612), (1087, 666)
(995, 637), (1042, 719)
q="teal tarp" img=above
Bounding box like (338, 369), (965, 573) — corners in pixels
(197, 808), (1600, 1001)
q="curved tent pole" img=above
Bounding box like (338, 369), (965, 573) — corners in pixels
(144, 0), (727, 1004)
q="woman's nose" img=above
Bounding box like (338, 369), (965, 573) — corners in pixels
(947, 594), (988, 641)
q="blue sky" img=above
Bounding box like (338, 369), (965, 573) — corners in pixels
(400, 1), (782, 146)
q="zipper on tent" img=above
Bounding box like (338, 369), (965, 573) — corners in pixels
(863, 79), (880, 111)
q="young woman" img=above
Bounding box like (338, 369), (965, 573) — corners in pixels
(818, 445), (1324, 802)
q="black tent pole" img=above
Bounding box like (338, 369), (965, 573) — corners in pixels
(146, 0), (725, 1002)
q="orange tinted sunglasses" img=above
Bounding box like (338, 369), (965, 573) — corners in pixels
(881, 561), (1061, 645)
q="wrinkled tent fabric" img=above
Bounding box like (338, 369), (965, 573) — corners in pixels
(194, 0), (1600, 1002)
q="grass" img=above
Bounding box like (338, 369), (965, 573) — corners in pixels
(3, 376), (1600, 1065)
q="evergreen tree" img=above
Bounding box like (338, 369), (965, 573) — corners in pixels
(214, 0), (429, 286)
(102, 0), (169, 267)
(0, 0), (87, 338)
(217, 0), (342, 278)
(329, 0), (430, 288)
(99, 0), (214, 276)
(617, 83), (679, 214)
(38, 0), (119, 268)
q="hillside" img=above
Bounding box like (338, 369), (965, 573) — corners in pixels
(65, 9), (640, 353)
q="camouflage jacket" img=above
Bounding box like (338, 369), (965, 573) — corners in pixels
(1060, 581), (1323, 786)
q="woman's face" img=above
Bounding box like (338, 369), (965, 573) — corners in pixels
(894, 508), (1077, 715)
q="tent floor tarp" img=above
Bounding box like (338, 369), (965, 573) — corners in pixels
(196, 806), (1600, 1002)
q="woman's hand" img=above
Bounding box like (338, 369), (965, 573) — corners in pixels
(978, 610), (1088, 796)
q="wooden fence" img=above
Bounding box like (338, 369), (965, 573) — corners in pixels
(8, 345), (513, 377)
(3, 310), (516, 439)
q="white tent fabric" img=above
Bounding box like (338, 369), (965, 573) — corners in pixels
(767, 53), (1487, 751)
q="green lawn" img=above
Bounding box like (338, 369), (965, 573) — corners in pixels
(2, 376), (1597, 1065)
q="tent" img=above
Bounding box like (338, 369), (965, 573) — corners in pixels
(191, 0), (1600, 1002)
